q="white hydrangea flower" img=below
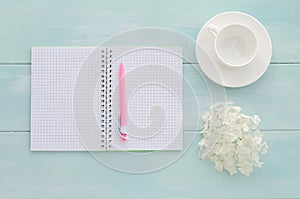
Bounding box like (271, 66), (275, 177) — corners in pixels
(198, 102), (268, 176)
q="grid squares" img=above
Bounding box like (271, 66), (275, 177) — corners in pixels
(31, 47), (104, 151)
(108, 47), (183, 151)
(31, 46), (182, 151)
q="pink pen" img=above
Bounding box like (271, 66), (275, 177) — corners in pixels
(119, 62), (127, 141)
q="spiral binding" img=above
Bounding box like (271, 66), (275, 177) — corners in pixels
(106, 48), (113, 148)
(100, 49), (107, 149)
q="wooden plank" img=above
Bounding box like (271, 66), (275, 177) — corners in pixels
(183, 63), (300, 130)
(0, 65), (30, 130)
(0, 131), (299, 198)
(1, 64), (300, 131)
(0, 0), (299, 63)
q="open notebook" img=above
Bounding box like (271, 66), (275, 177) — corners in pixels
(31, 47), (183, 151)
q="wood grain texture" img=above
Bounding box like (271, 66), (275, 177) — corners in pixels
(1, 64), (299, 131)
(0, 65), (30, 131)
(0, 0), (300, 198)
(0, 132), (299, 199)
(0, 0), (299, 63)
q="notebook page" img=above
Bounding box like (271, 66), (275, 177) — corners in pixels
(31, 47), (106, 151)
(108, 47), (183, 151)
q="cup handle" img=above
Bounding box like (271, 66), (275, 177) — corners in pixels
(207, 24), (219, 38)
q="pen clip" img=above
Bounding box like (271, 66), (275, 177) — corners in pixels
(118, 113), (127, 141)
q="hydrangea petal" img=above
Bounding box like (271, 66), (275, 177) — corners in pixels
(198, 102), (268, 176)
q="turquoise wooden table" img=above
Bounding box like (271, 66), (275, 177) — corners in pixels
(1, 0), (300, 198)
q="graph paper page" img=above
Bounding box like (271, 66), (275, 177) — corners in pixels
(31, 47), (105, 151)
(108, 47), (183, 151)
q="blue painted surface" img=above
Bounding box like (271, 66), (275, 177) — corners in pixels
(0, 0), (300, 198)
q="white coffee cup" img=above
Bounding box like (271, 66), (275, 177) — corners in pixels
(207, 23), (257, 69)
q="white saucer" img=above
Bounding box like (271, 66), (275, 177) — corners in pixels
(196, 12), (272, 87)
